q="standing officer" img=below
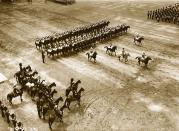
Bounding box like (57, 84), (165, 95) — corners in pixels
(42, 50), (45, 63)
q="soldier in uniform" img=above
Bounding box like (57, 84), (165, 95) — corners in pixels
(10, 113), (17, 127)
(42, 50), (45, 63)
(142, 52), (146, 59)
(5, 109), (10, 124)
(122, 48), (126, 58)
(19, 63), (23, 72)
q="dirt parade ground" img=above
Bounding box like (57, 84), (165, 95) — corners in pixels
(0, 0), (179, 131)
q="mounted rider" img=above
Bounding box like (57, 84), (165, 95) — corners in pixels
(109, 43), (113, 49)
(19, 63), (23, 72)
(122, 48), (126, 58)
(14, 122), (24, 131)
(13, 87), (20, 95)
(70, 78), (75, 88)
(90, 47), (94, 57)
(142, 52), (146, 60)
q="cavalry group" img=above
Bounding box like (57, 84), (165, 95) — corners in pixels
(147, 3), (179, 25)
(35, 20), (130, 59)
(86, 42), (152, 68)
(6, 63), (84, 130)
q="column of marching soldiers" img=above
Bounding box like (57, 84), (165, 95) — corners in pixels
(5, 63), (84, 130)
(35, 20), (130, 59)
(0, 100), (24, 131)
(147, 3), (179, 25)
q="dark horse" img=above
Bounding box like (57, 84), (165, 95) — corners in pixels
(65, 88), (85, 110)
(134, 36), (144, 45)
(65, 80), (81, 97)
(7, 88), (23, 105)
(135, 56), (152, 67)
(86, 51), (97, 63)
(48, 109), (63, 130)
(104, 46), (117, 56)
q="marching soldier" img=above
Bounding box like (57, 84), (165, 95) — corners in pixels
(42, 50), (45, 63)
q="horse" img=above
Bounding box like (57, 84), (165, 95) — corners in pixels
(104, 46), (117, 56)
(123, 25), (130, 33)
(53, 96), (63, 106)
(48, 110), (63, 130)
(118, 53), (130, 63)
(65, 88), (84, 110)
(86, 51), (97, 63)
(135, 56), (152, 67)
(134, 36), (144, 45)
(47, 82), (56, 93)
(7, 88), (23, 105)
(50, 89), (57, 98)
(71, 80), (81, 94)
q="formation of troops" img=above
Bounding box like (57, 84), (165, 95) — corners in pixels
(7, 63), (84, 130)
(55, 0), (75, 5)
(3, 1), (179, 130)
(147, 3), (179, 25)
(35, 20), (130, 59)
(0, 101), (24, 131)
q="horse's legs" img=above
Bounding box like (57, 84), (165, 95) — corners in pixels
(138, 60), (140, 65)
(10, 98), (12, 105)
(48, 117), (54, 130)
(94, 58), (96, 63)
(20, 95), (23, 102)
(67, 101), (71, 110)
(77, 100), (81, 106)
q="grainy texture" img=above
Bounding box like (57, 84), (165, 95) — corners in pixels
(0, 0), (179, 131)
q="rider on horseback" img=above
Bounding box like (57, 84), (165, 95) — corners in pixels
(136, 33), (140, 39)
(19, 63), (23, 72)
(90, 47), (94, 57)
(13, 86), (20, 95)
(142, 52), (146, 60)
(70, 78), (75, 87)
(109, 43), (113, 49)
(122, 48), (126, 58)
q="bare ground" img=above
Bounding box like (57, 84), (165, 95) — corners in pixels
(0, 0), (179, 131)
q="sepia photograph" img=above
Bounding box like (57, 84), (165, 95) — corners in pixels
(0, 0), (179, 130)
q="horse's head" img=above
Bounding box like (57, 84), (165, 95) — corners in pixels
(127, 53), (130, 57)
(141, 37), (144, 40)
(34, 70), (38, 75)
(52, 82), (56, 87)
(77, 80), (81, 84)
(94, 51), (97, 56)
(52, 89), (57, 94)
(126, 26), (130, 29)
(78, 87), (85, 94)
(113, 46), (117, 50)
(147, 56), (152, 61)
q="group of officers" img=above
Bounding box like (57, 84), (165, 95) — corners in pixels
(0, 101), (24, 131)
(147, 3), (179, 24)
(89, 43), (146, 60)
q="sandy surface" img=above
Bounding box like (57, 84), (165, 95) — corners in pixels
(0, 0), (179, 131)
